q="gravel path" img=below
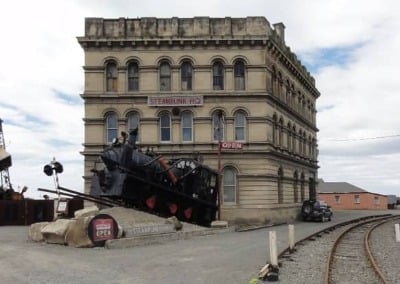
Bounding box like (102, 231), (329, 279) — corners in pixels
(274, 218), (400, 284)
(369, 218), (400, 283)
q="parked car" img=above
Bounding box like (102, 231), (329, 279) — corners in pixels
(301, 200), (332, 222)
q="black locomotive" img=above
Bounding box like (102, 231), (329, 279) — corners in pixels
(90, 128), (219, 226)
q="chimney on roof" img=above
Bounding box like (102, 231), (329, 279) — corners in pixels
(273, 22), (285, 44)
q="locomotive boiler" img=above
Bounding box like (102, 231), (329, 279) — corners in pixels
(90, 128), (219, 226)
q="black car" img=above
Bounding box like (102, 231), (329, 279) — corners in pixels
(301, 200), (333, 222)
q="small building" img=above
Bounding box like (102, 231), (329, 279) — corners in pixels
(318, 181), (387, 210)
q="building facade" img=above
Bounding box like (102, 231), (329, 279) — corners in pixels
(77, 17), (320, 224)
(318, 181), (388, 210)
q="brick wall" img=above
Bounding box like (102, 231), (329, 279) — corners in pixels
(318, 192), (388, 210)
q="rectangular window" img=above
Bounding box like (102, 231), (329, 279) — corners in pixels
(374, 196), (380, 205)
(354, 195), (360, 204)
(335, 195), (340, 204)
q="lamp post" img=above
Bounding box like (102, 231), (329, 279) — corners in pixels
(217, 111), (223, 220)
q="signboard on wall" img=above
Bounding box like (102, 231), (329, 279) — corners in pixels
(220, 142), (243, 150)
(148, 95), (203, 106)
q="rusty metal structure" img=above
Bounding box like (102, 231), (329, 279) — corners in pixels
(89, 128), (219, 226)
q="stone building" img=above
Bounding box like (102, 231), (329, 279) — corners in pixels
(77, 17), (320, 224)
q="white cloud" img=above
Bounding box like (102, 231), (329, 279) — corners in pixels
(0, 0), (399, 198)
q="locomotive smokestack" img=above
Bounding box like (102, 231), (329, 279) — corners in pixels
(128, 127), (138, 147)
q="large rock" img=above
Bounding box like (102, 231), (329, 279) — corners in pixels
(74, 206), (99, 218)
(41, 219), (75, 245)
(29, 222), (50, 242)
(65, 216), (94, 248)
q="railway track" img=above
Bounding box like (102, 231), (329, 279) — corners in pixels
(276, 214), (400, 284)
(324, 216), (399, 284)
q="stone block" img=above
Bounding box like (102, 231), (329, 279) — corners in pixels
(29, 222), (50, 242)
(211, 220), (228, 228)
(74, 206), (99, 218)
(41, 219), (75, 245)
(65, 216), (94, 248)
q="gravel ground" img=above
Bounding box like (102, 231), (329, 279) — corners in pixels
(273, 218), (400, 284)
(369, 219), (400, 283)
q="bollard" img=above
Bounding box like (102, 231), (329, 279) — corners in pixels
(288, 224), (295, 252)
(269, 231), (278, 267)
(395, 223), (400, 242)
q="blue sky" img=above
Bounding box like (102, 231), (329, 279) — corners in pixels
(0, 0), (399, 198)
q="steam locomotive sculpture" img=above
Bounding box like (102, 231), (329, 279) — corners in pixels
(90, 128), (219, 226)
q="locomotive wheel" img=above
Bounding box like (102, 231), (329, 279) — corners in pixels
(145, 195), (157, 209)
(168, 203), (178, 215)
(184, 207), (193, 220)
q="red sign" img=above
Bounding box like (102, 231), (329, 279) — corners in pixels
(220, 142), (243, 150)
(92, 218), (114, 242)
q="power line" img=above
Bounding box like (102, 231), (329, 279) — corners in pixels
(325, 134), (400, 142)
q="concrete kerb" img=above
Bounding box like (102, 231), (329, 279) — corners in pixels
(105, 226), (235, 249)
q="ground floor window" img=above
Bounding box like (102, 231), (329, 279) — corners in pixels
(222, 167), (237, 204)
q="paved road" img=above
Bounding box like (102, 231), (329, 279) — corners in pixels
(0, 210), (398, 284)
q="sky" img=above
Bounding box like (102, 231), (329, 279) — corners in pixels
(0, 0), (399, 198)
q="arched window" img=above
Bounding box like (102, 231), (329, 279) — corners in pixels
(278, 118), (284, 147)
(287, 122), (292, 151)
(127, 112), (140, 142)
(271, 66), (277, 96)
(181, 61), (192, 91)
(278, 167), (283, 204)
(293, 171), (298, 203)
(222, 167), (237, 204)
(300, 173), (305, 201)
(212, 111), (224, 141)
(234, 60), (245, 90)
(159, 112), (171, 142)
(105, 112), (118, 143)
(213, 61), (224, 90)
(272, 114), (278, 145)
(106, 62), (118, 92)
(160, 62), (171, 91)
(234, 111), (246, 141)
(181, 111), (193, 142)
(127, 62), (139, 91)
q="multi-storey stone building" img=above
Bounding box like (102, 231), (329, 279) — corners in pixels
(77, 17), (320, 224)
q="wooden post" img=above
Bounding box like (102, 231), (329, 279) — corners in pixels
(288, 224), (295, 252)
(269, 231), (278, 267)
(395, 223), (400, 242)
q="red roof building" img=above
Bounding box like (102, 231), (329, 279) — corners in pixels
(317, 180), (387, 210)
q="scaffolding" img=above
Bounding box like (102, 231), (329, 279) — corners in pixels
(0, 118), (12, 191)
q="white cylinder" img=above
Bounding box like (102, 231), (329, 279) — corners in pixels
(395, 223), (400, 242)
(288, 224), (295, 251)
(269, 230), (278, 266)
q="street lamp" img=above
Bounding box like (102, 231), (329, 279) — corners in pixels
(216, 110), (223, 220)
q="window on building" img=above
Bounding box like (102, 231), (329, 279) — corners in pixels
(212, 111), (224, 141)
(181, 111), (193, 142)
(335, 195), (341, 204)
(374, 196), (380, 205)
(234, 60), (245, 90)
(222, 167), (237, 204)
(181, 61), (192, 91)
(300, 173), (305, 201)
(160, 62), (171, 91)
(213, 61), (224, 90)
(160, 112), (171, 142)
(234, 111), (246, 141)
(354, 195), (360, 204)
(277, 167), (283, 204)
(105, 112), (118, 143)
(127, 112), (140, 142)
(293, 172), (298, 203)
(106, 62), (118, 92)
(127, 62), (139, 91)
